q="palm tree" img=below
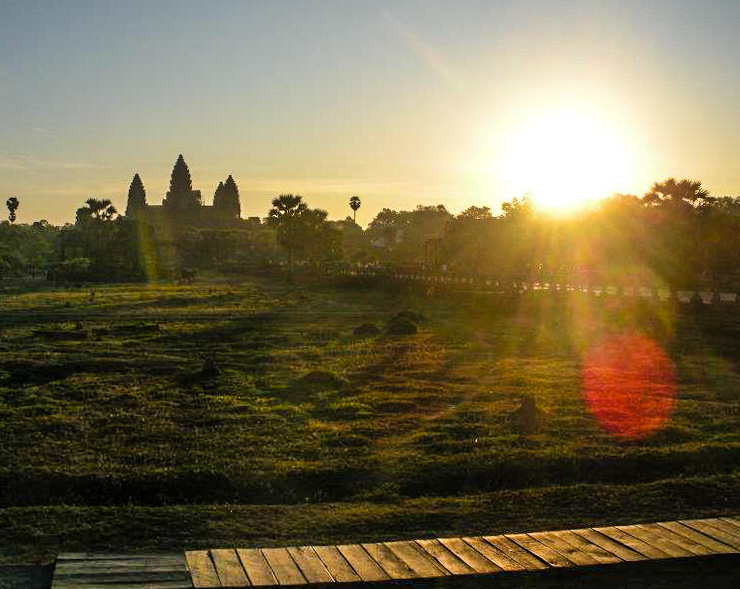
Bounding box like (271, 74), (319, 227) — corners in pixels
(349, 196), (361, 223)
(267, 194), (308, 264)
(643, 178), (712, 208)
(6, 197), (19, 223)
(76, 198), (118, 225)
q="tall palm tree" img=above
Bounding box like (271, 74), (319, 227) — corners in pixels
(6, 196), (19, 223)
(349, 196), (361, 223)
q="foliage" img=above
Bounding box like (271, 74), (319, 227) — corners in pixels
(367, 205), (452, 263)
(0, 220), (57, 278)
(6, 196), (19, 223)
(349, 195), (361, 222)
(266, 194), (341, 263)
(643, 178), (713, 208)
(75, 198), (117, 225)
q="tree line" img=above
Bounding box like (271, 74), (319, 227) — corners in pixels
(2, 178), (740, 287)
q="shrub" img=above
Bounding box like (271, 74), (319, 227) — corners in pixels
(297, 370), (347, 390)
(386, 317), (418, 335)
(391, 310), (427, 324)
(353, 323), (380, 337)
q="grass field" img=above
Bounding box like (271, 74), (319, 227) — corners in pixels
(1, 276), (739, 564)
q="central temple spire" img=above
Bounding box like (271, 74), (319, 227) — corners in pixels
(163, 154), (201, 213)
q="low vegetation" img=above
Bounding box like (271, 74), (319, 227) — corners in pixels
(0, 276), (739, 562)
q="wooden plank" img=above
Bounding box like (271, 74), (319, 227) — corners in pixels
(437, 537), (500, 574)
(530, 531), (600, 566)
(594, 526), (671, 559)
(261, 548), (306, 586)
(311, 546), (360, 583)
(481, 535), (548, 571)
(286, 547), (334, 584)
(461, 537), (526, 572)
(571, 528), (646, 562)
(186, 550), (221, 588)
(699, 518), (740, 542)
(361, 543), (416, 579)
(53, 580), (192, 589)
(680, 519), (740, 550)
(636, 524), (716, 556)
(506, 534), (574, 568)
(545, 530), (622, 565)
(655, 521), (736, 554)
(416, 538), (476, 575)
(385, 541), (449, 578)
(211, 548), (250, 587)
(719, 517), (740, 532)
(54, 559), (187, 575)
(336, 545), (388, 582)
(53, 570), (194, 585)
(616, 525), (694, 558)
(57, 552), (183, 561)
(236, 549), (278, 587)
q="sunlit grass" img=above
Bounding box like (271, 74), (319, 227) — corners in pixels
(0, 277), (739, 561)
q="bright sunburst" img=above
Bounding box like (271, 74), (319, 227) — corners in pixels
(499, 107), (635, 214)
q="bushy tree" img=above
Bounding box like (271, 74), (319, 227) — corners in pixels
(266, 195), (340, 263)
(367, 205), (451, 263)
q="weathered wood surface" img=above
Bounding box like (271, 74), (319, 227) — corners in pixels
(52, 552), (191, 588)
(52, 516), (740, 588)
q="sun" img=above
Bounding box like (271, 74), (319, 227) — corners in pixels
(498, 107), (634, 214)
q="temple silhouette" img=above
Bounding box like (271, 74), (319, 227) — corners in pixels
(125, 154), (244, 227)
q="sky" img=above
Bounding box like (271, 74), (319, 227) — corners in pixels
(2, 0), (740, 225)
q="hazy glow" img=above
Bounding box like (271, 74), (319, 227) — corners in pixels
(582, 333), (675, 440)
(499, 108), (635, 214)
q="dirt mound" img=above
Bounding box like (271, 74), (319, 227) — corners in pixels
(31, 328), (88, 341)
(391, 310), (427, 324)
(386, 317), (418, 335)
(298, 370), (348, 390)
(112, 323), (160, 335)
(353, 323), (381, 337)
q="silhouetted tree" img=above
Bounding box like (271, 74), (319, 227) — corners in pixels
(266, 195), (340, 263)
(349, 195), (361, 223)
(367, 208), (404, 249)
(500, 196), (534, 220)
(76, 198), (117, 225)
(125, 173), (147, 216)
(6, 197), (19, 224)
(267, 195), (309, 263)
(440, 206), (496, 272)
(643, 178), (713, 208)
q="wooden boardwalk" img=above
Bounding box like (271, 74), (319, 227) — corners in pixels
(52, 517), (740, 588)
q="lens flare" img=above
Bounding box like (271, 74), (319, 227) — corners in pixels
(582, 333), (675, 440)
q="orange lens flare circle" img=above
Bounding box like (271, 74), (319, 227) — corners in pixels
(582, 333), (675, 440)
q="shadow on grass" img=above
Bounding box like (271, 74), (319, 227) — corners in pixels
(0, 565), (54, 589)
